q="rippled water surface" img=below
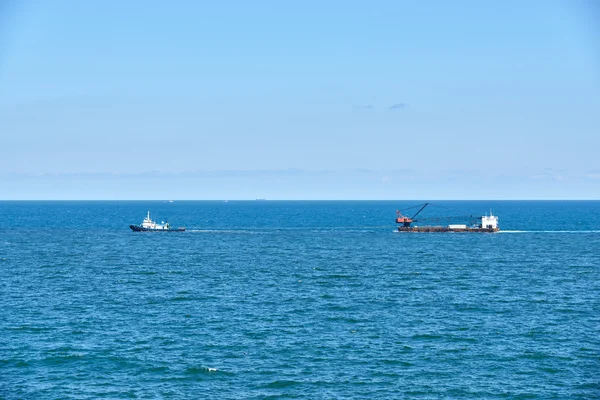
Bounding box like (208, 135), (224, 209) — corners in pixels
(1, 201), (599, 399)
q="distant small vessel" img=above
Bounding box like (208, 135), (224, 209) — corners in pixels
(396, 203), (499, 232)
(130, 211), (185, 232)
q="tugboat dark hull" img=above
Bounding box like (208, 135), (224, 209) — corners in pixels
(130, 225), (185, 232)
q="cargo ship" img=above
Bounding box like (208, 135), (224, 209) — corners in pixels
(396, 203), (499, 232)
(130, 211), (185, 232)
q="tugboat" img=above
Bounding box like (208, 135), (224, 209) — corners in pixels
(130, 211), (185, 232)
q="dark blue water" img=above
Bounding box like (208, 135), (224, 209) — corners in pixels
(1, 201), (599, 399)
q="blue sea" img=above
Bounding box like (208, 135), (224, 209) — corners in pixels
(1, 201), (599, 399)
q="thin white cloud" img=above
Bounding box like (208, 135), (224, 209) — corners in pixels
(585, 172), (600, 180)
(388, 103), (407, 111)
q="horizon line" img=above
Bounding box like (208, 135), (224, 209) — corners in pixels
(1, 199), (598, 202)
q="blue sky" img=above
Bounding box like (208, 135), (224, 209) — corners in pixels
(0, 0), (599, 199)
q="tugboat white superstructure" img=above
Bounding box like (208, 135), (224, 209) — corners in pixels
(130, 211), (185, 232)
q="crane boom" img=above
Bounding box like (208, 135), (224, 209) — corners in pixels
(395, 203), (429, 227)
(410, 203), (429, 219)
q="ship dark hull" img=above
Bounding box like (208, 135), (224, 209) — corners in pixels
(130, 225), (185, 232)
(398, 226), (499, 233)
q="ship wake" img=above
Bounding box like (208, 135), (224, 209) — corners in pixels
(499, 230), (600, 234)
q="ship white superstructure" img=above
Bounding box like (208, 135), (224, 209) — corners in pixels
(481, 211), (498, 230)
(139, 211), (171, 230)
